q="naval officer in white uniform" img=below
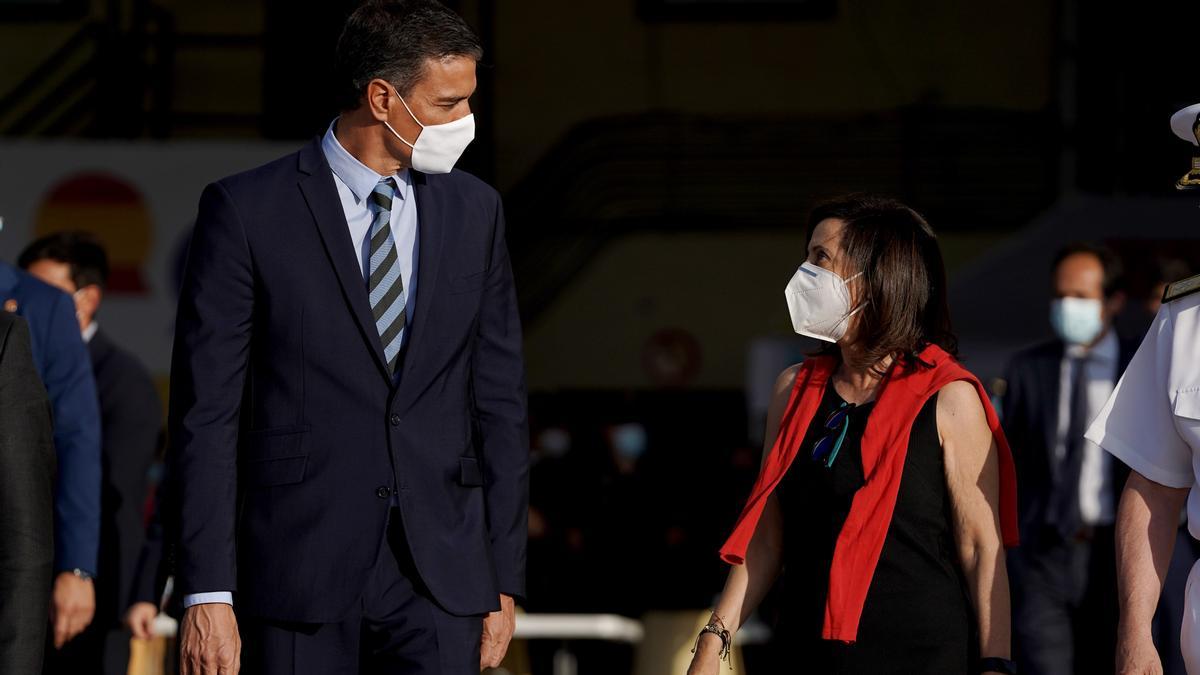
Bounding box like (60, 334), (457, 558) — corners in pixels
(1086, 271), (1200, 674)
(1085, 102), (1200, 675)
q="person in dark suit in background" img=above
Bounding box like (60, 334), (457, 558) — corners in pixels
(20, 232), (163, 675)
(0, 260), (102, 652)
(0, 311), (56, 674)
(124, 491), (174, 642)
(170, 1), (529, 673)
(1002, 242), (1136, 675)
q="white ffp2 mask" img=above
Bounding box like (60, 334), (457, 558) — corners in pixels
(384, 87), (475, 174)
(784, 262), (865, 343)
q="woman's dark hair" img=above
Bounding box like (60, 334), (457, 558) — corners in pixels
(806, 193), (958, 372)
(334, 0), (482, 112)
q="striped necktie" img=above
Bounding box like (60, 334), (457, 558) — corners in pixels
(368, 178), (405, 374)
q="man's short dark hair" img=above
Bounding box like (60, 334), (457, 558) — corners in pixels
(1052, 241), (1124, 298)
(334, 0), (482, 112)
(17, 231), (109, 290)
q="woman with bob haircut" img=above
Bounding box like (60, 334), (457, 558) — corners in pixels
(688, 194), (1019, 675)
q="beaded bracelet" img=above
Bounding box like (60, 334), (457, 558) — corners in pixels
(691, 612), (732, 668)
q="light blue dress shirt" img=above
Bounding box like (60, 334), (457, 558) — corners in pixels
(183, 120), (420, 609)
(321, 118), (420, 340)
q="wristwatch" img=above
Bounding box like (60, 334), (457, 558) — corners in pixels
(69, 568), (94, 582)
(978, 657), (1017, 675)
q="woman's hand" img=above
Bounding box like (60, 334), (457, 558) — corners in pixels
(685, 632), (724, 675)
(690, 365), (796, 675)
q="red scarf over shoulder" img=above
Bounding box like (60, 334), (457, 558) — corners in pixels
(719, 344), (1018, 643)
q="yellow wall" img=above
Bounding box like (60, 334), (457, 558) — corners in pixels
(0, 0), (264, 136)
(491, 0), (1055, 188)
(2, 1), (1054, 184)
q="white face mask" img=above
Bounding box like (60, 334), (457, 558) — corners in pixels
(1049, 297), (1104, 346)
(784, 261), (865, 343)
(383, 86), (475, 174)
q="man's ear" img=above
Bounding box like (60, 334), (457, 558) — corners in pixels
(366, 79), (393, 121)
(78, 285), (102, 322)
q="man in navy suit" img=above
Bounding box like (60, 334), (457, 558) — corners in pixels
(170, 1), (528, 673)
(21, 232), (163, 675)
(1002, 242), (1135, 675)
(0, 261), (102, 653)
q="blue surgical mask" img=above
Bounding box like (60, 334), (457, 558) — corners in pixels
(536, 427), (571, 460)
(611, 423), (648, 461)
(1050, 297), (1104, 346)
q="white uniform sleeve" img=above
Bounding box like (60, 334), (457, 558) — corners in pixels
(1086, 306), (1193, 489)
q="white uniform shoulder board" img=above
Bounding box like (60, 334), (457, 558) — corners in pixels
(1163, 272), (1200, 303)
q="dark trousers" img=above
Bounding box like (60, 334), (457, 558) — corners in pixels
(43, 622), (131, 675)
(239, 509), (484, 675)
(1010, 526), (1118, 675)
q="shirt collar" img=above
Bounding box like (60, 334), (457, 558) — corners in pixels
(82, 322), (98, 344)
(1066, 327), (1118, 362)
(320, 118), (410, 203)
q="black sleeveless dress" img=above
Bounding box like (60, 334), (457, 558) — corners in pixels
(774, 379), (976, 674)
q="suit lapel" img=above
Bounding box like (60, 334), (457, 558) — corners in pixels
(87, 328), (112, 366)
(296, 140), (390, 382)
(1036, 342), (1065, 476)
(394, 171), (447, 404)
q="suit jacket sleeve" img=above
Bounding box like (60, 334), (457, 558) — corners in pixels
(169, 181), (255, 597)
(104, 355), (162, 612)
(471, 197), (530, 600)
(0, 314), (56, 673)
(42, 289), (102, 574)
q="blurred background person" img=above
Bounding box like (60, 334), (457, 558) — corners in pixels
(1149, 257), (1194, 317)
(1001, 242), (1135, 675)
(691, 196), (1018, 675)
(20, 232), (163, 675)
(0, 311), (56, 673)
(123, 492), (173, 647)
(0, 260), (102, 653)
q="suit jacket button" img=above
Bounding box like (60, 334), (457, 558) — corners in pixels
(390, 414), (401, 426)
(376, 486), (391, 499)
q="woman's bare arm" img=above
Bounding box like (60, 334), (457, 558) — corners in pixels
(688, 365), (798, 674)
(938, 380), (1011, 666)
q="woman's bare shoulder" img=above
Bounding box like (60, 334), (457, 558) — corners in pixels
(936, 380), (990, 444)
(772, 363), (804, 400)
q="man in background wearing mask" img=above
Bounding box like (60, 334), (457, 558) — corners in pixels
(1001, 242), (1135, 675)
(0, 260), (102, 656)
(169, 1), (528, 673)
(20, 232), (162, 675)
